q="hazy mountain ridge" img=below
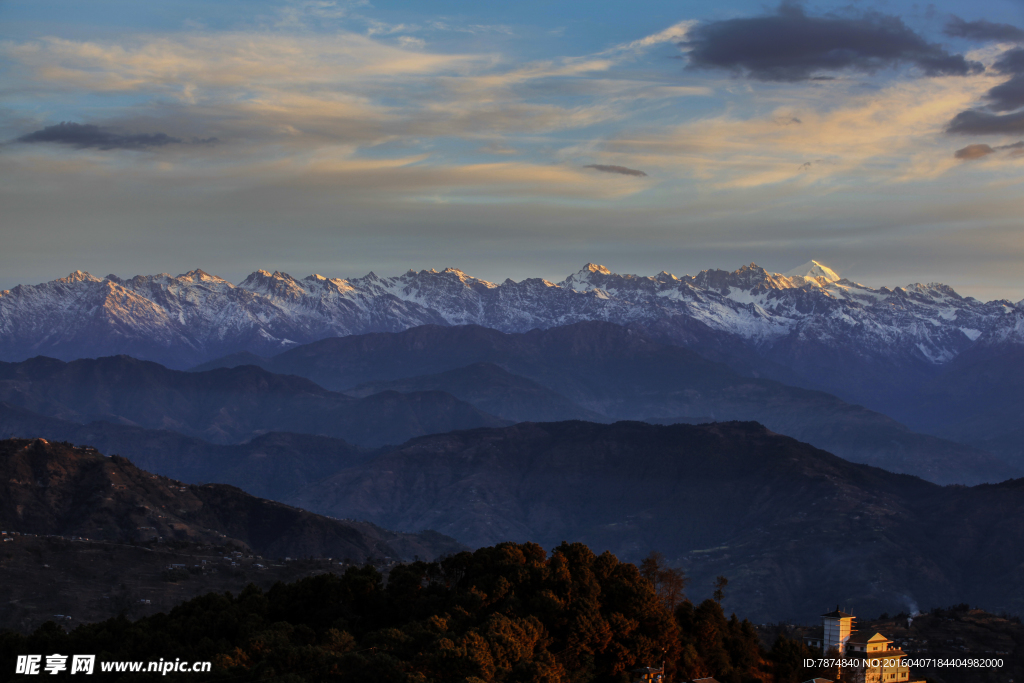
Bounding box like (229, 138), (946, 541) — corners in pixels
(0, 355), (507, 447)
(0, 402), (372, 501)
(208, 321), (1018, 485)
(346, 362), (608, 424)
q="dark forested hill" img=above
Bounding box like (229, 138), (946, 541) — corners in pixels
(0, 542), (817, 683)
(0, 438), (461, 562)
(288, 420), (1024, 622)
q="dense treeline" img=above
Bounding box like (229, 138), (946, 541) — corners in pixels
(0, 542), (816, 682)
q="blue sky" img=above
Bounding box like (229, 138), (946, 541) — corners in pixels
(2, 0), (1023, 299)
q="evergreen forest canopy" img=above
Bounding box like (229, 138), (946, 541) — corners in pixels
(0, 542), (816, 682)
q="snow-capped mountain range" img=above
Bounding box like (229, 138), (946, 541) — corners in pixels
(1, 261), (1020, 373)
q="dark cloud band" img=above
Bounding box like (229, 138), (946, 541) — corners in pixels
(17, 122), (182, 150)
(984, 49), (1024, 112)
(944, 16), (1024, 43)
(683, 2), (982, 82)
(584, 164), (648, 177)
(948, 110), (1024, 135)
(947, 48), (1024, 135)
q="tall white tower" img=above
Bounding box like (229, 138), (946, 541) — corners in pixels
(821, 606), (855, 655)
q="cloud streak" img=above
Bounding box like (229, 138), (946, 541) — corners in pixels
(583, 164), (648, 177)
(621, 20), (697, 50)
(17, 122), (183, 150)
(953, 141), (1024, 160)
(683, 2), (982, 81)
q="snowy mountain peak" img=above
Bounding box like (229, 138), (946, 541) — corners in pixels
(237, 270), (310, 300)
(560, 263), (614, 291)
(784, 260), (840, 282)
(59, 270), (101, 284)
(178, 269), (224, 283)
(241, 269), (293, 282)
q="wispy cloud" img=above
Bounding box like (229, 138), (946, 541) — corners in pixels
(621, 21), (697, 50)
(0, 10), (1015, 202)
(479, 143), (518, 155)
(396, 36), (426, 50)
(276, 0), (369, 27)
(599, 73), (993, 187)
(364, 19), (420, 36)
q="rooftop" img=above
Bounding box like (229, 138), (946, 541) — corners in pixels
(822, 605), (856, 619)
(848, 631), (891, 645)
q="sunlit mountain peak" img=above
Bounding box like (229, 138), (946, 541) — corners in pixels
(784, 260), (840, 282)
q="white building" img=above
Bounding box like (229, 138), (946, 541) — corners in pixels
(804, 606), (855, 655)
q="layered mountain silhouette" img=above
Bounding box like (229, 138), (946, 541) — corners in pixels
(0, 438), (462, 561)
(0, 402), (368, 501)
(3, 264), (1022, 455)
(287, 420), (1024, 622)
(0, 355), (507, 447)
(4, 409), (1024, 622)
(346, 362), (607, 423)
(201, 321), (1016, 485)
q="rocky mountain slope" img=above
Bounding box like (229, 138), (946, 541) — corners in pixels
(288, 420), (1024, 623)
(205, 321), (1016, 485)
(0, 438), (462, 561)
(0, 356), (506, 447)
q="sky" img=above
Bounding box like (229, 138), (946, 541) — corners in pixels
(1, 0), (1023, 301)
